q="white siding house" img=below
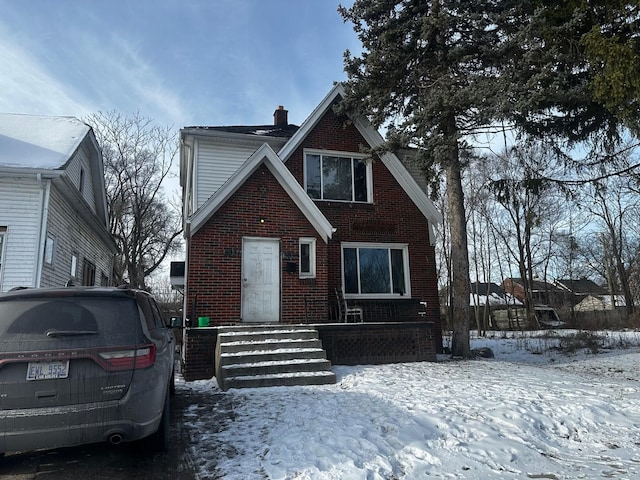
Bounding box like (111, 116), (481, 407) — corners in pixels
(0, 113), (117, 292)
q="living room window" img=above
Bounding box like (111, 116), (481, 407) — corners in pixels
(304, 150), (370, 202)
(342, 243), (410, 298)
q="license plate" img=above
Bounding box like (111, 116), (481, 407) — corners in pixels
(26, 361), (70, 381)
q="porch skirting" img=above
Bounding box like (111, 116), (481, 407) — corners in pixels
(316, 322), (437, 366)
(181, 322), (437, 382)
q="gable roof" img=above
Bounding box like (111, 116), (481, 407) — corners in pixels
(504, 278), (564, 292)
(188, 143), (334, 242)
(0, 113), (90, 169)
(0, 113), (112, 234)
(555, 278), (608, 295)
(182, 83), (442, 244)
(278, 83), (442, 241)
(471, 282), (505, 296)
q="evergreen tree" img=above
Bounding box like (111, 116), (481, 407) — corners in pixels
(339, 0), (640, 355)
(339, 0), (512, 357)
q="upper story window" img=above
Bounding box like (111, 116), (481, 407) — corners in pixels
(0, 227), (6, 274)
(44, 233), (55, 265)
(79, 167), (85, 196)
(70, 254), (78, 278)
(304, 150), (371, 202)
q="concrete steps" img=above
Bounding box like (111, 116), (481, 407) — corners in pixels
(215, 325), (336, 390)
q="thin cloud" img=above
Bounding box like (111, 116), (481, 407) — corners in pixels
(0, 23), (94, 117)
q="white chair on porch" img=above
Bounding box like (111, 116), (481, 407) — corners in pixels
(335, 288), (364, 322)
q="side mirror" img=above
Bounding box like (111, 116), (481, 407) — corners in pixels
(169, 316), (183, 328)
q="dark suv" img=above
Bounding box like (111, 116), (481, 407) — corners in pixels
(0, 286), (175, 454)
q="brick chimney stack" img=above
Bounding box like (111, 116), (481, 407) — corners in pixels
(274, 105), (288, 126)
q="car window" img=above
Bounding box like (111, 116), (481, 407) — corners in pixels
(149, 299), (167, 329)
(0, 297), (139, 337)
(136, 294), (166, 331)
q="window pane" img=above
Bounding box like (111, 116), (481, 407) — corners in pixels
(322, 156), (352, 201)
(44, 234), (55, 264)
(300, 243), (310, 274)
(305, 154), (321, 199)
(343, 248), (358, 294)
(359, 248), (390, 294)
(391, 249), (405, 295)
(353, 159), (368, 202)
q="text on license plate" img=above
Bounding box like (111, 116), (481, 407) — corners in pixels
(26, 361), (70, 381)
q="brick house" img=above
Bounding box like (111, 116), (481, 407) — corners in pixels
(179, 84), (442, 379)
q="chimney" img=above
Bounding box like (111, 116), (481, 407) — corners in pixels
(273, 105), (288, 126)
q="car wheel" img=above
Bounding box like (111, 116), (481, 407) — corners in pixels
(143, 389), (170, 452)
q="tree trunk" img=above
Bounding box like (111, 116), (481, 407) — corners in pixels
(445, 140), (471, 358)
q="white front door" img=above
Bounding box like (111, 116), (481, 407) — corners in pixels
(241, 238), (280, 323)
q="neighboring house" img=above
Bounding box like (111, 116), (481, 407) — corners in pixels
(470, 282), (521, 307)
(555, 278), (626, 311)
(501, 277), (567, 307)
(179, 84), (443, 377)
(0, 113), (117, 292)
(555, 278), (607, 301)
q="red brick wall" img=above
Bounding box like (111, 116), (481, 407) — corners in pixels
(186, 163), (328, 325)
(285, 106), (441, 339)
(182, 328), (217, 381)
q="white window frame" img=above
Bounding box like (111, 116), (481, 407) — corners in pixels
(44, 233), (56, 265)
(0, 227), (6, 281)
(70, 254), (78, 278)
(303, 149), (372, 203)
(299, 237), (316, 278)
(341, 242), (411, 299)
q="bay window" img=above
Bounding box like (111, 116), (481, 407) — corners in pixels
(342, 243), (410, 298)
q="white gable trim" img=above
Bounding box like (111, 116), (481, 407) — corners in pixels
(278, 83), (442, 244)
(187, 143), (334, 242)
(351, 115), (444, 224)
(278, 83), (347, 161)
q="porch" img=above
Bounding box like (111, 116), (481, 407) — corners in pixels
(181, 320), (437, 382)
(305, 295), (429, 324)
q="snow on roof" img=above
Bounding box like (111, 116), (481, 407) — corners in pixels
(0, 113), (89, 169)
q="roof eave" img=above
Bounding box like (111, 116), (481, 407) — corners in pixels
(0, 166), (64, 178)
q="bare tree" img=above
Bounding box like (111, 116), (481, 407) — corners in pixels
(580, 174), (639, 317)
(481, 143), (565, 325)
(86, 111), (183, 289)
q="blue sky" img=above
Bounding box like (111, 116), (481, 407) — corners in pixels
(0, 0), (359, 129)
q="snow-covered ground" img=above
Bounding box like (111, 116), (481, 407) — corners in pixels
(178, 330), (640, 480)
